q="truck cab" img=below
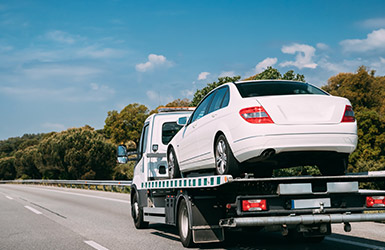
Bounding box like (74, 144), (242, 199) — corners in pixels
(132, 109), (193, 184)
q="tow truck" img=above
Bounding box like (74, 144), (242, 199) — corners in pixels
(117, 108), (385, 247)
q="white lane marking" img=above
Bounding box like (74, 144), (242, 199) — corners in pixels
(84, 240), (109, 250)
(18, 186), (130, 204)
(24, 205), (42, 215)
(5, 195), (14, 200)
(326, 237), (385, 249)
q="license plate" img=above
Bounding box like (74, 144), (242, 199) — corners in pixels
(291, 198), (331, 209)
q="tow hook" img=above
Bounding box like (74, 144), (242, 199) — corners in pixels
(313, 202), (325, 214)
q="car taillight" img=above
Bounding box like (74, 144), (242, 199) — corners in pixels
(341, 105), (355, 122)
(366, 196), (385, 208)
(242, 199), (267, 211)
(239, 106), (274, 124)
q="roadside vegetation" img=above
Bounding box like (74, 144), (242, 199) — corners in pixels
(1, 66), (384, 183)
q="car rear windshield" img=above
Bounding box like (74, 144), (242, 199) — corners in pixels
(236, 81), (328, 98)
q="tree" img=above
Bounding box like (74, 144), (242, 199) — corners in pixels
(191, 76), (241, 106)
(150, 98), (192, 114)
(104, 103), (149, 145)
(243, 67), (305, 82)
(322, 66), (383, 112)
(36, 126), (116, 179)
(0, 157), (16, 180)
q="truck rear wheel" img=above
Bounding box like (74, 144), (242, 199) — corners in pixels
(178, 199), (194, 248)
(168, 148), (181, 178)
(215, 135), (240, 177)
(132, 192), (148, 229)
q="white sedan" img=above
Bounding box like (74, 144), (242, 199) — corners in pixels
(167, 80), (357, 178)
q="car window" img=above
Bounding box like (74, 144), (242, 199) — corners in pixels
(220, 88), (229, 108)
(207, 86), (228, 114)
(236, 81), (328, 98)
(162, 122), (183, 145)
(189, 91), (215, 124)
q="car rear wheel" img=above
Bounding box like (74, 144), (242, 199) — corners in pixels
(168, 148), (181, 178)
(215, 135), (240, 176)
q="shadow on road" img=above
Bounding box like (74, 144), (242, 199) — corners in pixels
(148, 224), (385, 250)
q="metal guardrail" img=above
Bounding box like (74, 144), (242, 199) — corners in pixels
(0, 179), (132, 192)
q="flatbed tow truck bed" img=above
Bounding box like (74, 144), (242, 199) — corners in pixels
(137, 172), (385, 246)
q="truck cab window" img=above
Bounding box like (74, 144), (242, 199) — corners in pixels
(162, 122), (183, 145)
(138, 123), (149, 159)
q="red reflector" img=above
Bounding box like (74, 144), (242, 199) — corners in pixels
(239, 106), (274, 124)
(242, 199), (267, 211)
(366, 196), (385, 208)
(341, 105), (355, 122)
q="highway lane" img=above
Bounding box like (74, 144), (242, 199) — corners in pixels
(1, 184), (385, 250)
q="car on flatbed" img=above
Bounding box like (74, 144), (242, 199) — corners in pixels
(167, 80), (358, 178)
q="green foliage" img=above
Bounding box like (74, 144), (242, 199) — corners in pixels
(150, 98), (192, 115)
(323, 66), (385, 178)
(113, 162), (135, 180)
(0, 157), (16, 180)
(104, 103), (149, 145)
(191, 76), (241, 106)
(348, 109), (385, 173)
(244, 67), (305, 82)
(322, 66), (384, 112)
(274, 166), (321, 177)
(36, 126), (116, 179)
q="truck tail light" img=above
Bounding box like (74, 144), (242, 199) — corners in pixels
(341, 105), (355, 122)
(242, 199), (267, 211)
(240, 106), (274, 124)
(366, 196), (385, 208)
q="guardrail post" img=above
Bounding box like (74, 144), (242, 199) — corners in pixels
(103, 185), (106, 191)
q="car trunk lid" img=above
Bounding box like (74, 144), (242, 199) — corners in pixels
(255, 95), (347, 125)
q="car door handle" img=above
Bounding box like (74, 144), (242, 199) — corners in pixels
(211, 114), (217, 118)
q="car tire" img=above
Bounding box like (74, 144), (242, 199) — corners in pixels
(319, 155), (347, 176)
(214, 135), (240, 176)
(178, 199), (194, 248)
(132, 192), (149, 229)
(168, 148), (181, 178)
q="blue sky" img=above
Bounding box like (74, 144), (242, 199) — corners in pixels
(1, 0), (385, 140)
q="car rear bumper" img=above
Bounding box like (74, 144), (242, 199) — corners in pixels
(232, 133), (358, 163)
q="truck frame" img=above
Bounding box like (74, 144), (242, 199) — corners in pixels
(118, 109), (385, 248)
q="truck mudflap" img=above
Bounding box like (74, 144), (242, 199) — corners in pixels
(219, 212), (385, 228)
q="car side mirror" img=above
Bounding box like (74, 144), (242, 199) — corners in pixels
(117, 145), (139, 163)
(177, 116), (188, 126)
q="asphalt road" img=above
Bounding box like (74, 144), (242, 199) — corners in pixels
(1, 184), (385, 250)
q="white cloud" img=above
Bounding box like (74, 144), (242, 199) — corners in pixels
(0, 82), (115, 103)
(42, 122), (66, 132)
(77, 46), (125, 59)
(340, 29), (385, 53)
(280, 43), (317, 69)
(0, 45), (13, 52)
(21, 64), (102, 80)
(318, 58), (363, 74)
(181, 89), (194, 98)
(146, 90), (174, 105)
(254, 57), (277, 73)
(135, 54), (172, 72)
(219, 71), (236, 77)
(45, 30), (76, 44)
(360, 17), (385, 29)
(198, 72), (210, 80)
(316, 43), (329, 50)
